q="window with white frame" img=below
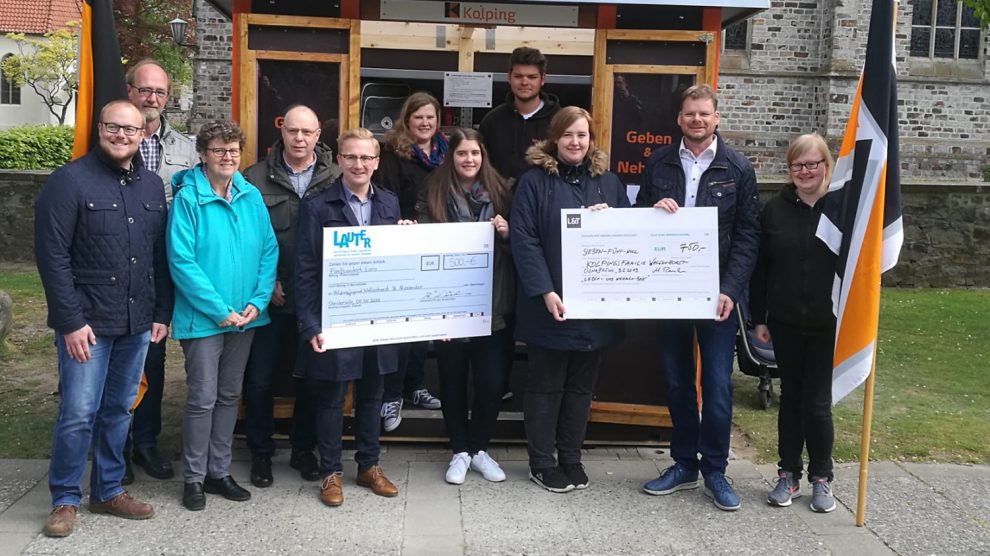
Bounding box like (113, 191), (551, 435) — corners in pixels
(723, 20), (749, 52)
(910, 0), (983, 60)
(1, 54), (21, 105)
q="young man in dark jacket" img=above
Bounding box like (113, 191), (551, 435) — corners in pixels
(479, 46), (561, 180)
(35, 100), (173, 537)
(637, 85), (760, 512)
(242, 104), (342, 488)
(295, 127), (408, 508)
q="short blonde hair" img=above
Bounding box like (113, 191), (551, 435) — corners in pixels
(786, 133), (834, 190)
(337, 127), (380, 155)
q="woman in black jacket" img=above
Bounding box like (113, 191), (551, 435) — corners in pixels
(374, 92), (446, 430)
(749, 133), (838, 513)
(416, 128), (514, 485)
(510, 106), (628, 493)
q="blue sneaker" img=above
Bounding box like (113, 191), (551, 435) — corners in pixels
(642, 463), (700, 496)
(703, 472), (741, 511)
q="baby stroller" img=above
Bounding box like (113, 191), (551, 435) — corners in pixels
(735, 301), (778, 410)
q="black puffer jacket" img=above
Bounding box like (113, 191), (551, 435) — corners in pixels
(510, 144), (627, 352)
(479, 91), (560, 180)
(749, 185), (838, 330)
(374, 142), (432, 221)
(242, 140), (341, 315)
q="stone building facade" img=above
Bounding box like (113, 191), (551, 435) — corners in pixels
(719, 0), (988, 182)
(188, 0), (987, 182)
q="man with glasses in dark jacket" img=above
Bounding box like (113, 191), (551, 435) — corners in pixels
(242, 104), (342, 488)
(35, 100), (173, 537)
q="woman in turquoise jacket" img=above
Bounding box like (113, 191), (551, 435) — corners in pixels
(166, 120), (278, 511)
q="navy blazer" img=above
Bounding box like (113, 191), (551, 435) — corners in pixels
(35, 147), (173, 336)
(294, 178), (401, 381)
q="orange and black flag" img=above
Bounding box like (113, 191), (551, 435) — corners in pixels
(815, 0), (903, 403)
(71, 0), (127, 160)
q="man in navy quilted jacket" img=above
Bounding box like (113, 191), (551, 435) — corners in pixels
(34, 100), (173, 537)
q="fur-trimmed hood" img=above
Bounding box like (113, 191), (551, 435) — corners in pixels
(524, 141), (609, 177)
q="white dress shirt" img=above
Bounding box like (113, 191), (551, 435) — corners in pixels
(678, 136), (718, 208)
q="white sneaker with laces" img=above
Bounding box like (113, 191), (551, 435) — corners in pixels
(445, 452), (471, 484)
(381, 399), (402, 432)
(470, 451), (506, 482)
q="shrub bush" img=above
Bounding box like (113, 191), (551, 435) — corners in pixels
(0, 125), (74, 170)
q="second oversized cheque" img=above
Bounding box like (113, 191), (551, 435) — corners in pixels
(560, 207), (720, 319)
(321, 222), (494, 349)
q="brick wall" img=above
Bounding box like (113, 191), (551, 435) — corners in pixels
(188, 0), (233, 133)
(719, 0), (989, 182)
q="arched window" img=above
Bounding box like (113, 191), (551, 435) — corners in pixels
(1, 54), (21, 105)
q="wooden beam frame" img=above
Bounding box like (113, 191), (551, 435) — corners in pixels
(236, 13), (359, 165)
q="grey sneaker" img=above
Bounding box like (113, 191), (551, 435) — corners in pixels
(809, 477), (836, 513)
(767, 470), (801, 507)
(381, 399), (402, 432)
(409, 388), (442, 410)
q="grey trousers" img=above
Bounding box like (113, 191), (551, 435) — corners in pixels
(180, 330), (255, 483)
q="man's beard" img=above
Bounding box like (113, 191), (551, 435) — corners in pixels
(141, 107), (162, 122)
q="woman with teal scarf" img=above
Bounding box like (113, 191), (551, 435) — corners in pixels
(167, 120), (278, 511)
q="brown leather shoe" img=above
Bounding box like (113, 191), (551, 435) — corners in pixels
(43, 505), (77, 537)
(320, 473), (343, 507)
(88, 491), (154, 520)
(356, 465), (398, 497)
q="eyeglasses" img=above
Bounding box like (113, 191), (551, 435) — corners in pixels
(131, 86), (168, 99)
(339, 154), (379, 164)
(100, 122), (141, 136)
(283, 127), (319, 137)
(789, 160), (825, 172)
(207, 147), (242, 157)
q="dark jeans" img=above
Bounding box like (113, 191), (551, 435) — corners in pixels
(309, 349), (384, 475)
(436, 329), (510, 454)
(769, 318), (835, 481)
(658, 314), (737, 476)
(500, 315), (517, 395)
(131, 339), (166, 450)
(243, 313), (316, 457)
(523, 346), (602, 469)
(383, 341), (427, 402)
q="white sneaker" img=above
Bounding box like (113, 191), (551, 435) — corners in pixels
(445, 452), (471, 484)
(381, 399), (402, 432)
(470, 451), (506, 482)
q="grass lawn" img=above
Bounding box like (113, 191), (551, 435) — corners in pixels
(732, 288), (990, 465)
(2, 264), (988, 464)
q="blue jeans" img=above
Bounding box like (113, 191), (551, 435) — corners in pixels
(309, 349), (384, 476)
(243, 313), (316, 456)
(49, 331), (150, 507)
(658, 314), (737, 476)
(125, 339), (166, 454)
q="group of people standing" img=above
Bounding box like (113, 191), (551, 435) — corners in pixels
(34, 46), (842, 539)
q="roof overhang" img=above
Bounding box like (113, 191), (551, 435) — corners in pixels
(204, 0), (768, 27)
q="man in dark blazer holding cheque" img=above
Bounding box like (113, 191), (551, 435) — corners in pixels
(294, 127), (413, 508)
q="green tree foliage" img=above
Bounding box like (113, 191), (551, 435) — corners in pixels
(114, 0), (193, 91)
(0, 125), (74, 170)
(962, 0), (990, 26)
(1, 27), (78, 125)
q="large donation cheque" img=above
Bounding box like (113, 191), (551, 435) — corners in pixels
(321, 222), (494, 349)
(560, 207), (720, 319)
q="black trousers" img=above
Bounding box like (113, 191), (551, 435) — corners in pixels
(523, 346), (602, 469)
(769, 318), (835, 481)
(127, 339), (166, 452)
(436, 329), (510, 454)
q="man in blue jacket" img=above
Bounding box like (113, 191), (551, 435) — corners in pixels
(35, 100), (173, 537)
(295, 127), (409, 508)
(636, 85), (760, 511)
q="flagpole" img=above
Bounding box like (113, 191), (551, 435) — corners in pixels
(855, 328), (880, 527)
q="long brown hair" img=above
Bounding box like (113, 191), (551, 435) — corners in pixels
(422, 128), (509, 222)
(383, 92), (441, 160)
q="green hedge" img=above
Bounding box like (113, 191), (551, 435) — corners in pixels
(0, 125), (74, 170)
